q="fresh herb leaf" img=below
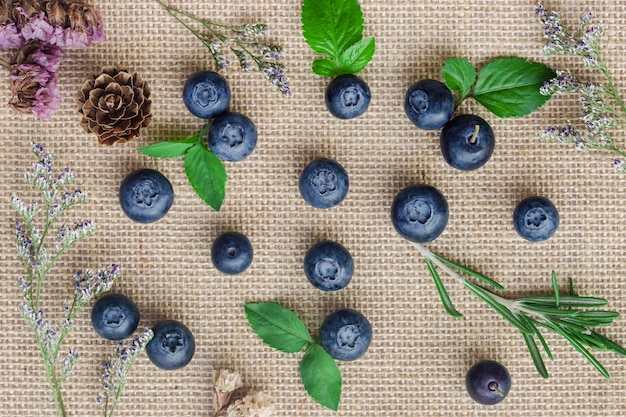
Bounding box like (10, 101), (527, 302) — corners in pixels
(137, 135), (200, 159)
(425, 258), (463, 319)
(183, 143), (227, 211)
(301, 0), (375, 75)
(442, 57), (476, 99)
(244, 302), (314, 353)
(473, 57), (556, 117)
(300, 344), (342, 411)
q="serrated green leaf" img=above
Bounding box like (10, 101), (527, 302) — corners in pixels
(473, 57), (556, 117)
(300, 344), (342, 411)
(137, 137), (198, 159)
(244, 302), (314, 353)
(183, 144), (227, 211)
(337, 37), (375, 74)
(302, 0), (364, 60)
(312, 58), (339, 77)
(442, 57), (476, 98)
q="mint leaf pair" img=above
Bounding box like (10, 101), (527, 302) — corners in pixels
(244, 302), (342, 411)
(137, 126), (227, 211)
(442, 56), (556, 117)
(301, 0), (375, 77)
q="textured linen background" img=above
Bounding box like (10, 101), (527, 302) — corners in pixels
(2, 0), (626, 416)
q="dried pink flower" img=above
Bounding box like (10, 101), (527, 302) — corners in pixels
(0, 21), (25, 49)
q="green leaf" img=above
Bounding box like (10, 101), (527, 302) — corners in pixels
(302, 0), (364, 59)
(432, 254), (504, 291)
(518, 295), (608, 308)
(425, 259), (463, 318)
(337, 37), (375, 74)
(312, 58), (339, 77)
(137, 130), (204, 158)
(244, 302), (314, 353)
(183, 143), (227, 211)
(551, 271), (560, 307)
(473, 57), (556, 117)
(522, 333), (549, 379)
(300, 344), (342, 411)
(442, 57), (476, 98)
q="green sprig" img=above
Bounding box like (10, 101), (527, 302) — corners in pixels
(412, 242), (626, 379)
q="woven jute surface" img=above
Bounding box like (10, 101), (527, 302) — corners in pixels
(2, 1), (626, 416)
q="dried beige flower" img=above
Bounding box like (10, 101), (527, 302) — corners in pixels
(226, 390), (274, 417)
(213, 369), (244, 416)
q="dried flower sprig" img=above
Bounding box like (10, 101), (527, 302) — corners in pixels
(97, 328), (154, 417)
(11, 142), (122, 417)
(412, 242), (626, 379)
(211, 369), (275, 417)
(153, 0), (290, 96)
(536, 3), (626, 172)
(0, 0), (106, 119)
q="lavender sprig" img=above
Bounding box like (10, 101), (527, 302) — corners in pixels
(536, 3), (626, 172)
(11, 142), (121, 417)
(153, 0), (291, 96)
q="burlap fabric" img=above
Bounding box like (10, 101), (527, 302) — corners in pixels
(2, 1), (626, 416)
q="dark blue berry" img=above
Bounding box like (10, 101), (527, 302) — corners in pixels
(320, 308), (372, 361)
(299, 157), (349, 209)
(391, 184), (449, 243)
(404, 79), (455, 130)
(513, 196), (559, 242)
(325, 74), (371, 120)
(91, 294), (140, 340)
(182, 70), (231, 119)
(465, 360), (511, 405)
(119, 168), (174, 223)
(304, 241), (354, 291)
(207, 111), (257, 161)
(440, 114), (495, 171)
(146, 320), (195, 370)
(211, 231), (253, 275)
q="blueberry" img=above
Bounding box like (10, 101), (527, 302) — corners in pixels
(404, 79), (455, 130)
(119, 168), (174, 223)
(207, 111), (257, 161)
(391, 184), (449, 243)
(299, 157), (349, 209)
(320, 308), (372, 361)
(91, 294), (140, 340)
(465, 360), (511, 405)
(146, 320), (195, 370)
(211, 231), (253, 275)
(325, 74), (371, 120)
(304, 241), (354, 291)
(440, 114), (495, 171)
(513, 196), (559, 242)
(182, 70), (231, 119)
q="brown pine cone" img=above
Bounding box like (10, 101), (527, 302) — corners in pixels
(77, 67), (152, 146)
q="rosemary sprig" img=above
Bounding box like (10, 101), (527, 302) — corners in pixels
(153, 0), (291, 96)
(412, 242), (626, 379)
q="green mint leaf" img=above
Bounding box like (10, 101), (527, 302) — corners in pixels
(301, 0), (364, 60)
(473, 57), (556, 117)
(183, 143), (227, 211)
(244, 302), (314, 353)
(337, 37), (376, 74)
(137, 137), (199, 159)
(442, 57), (476, 98)
(312, 58), (340, 77)
(300, 344), (342, 411)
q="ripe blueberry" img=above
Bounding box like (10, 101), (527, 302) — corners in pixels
(513, 196), (559, 242)
(440, 114), (495, 171)
(211, 231), (253, 275)
(119, 168), (174, 223)
(91, 293), (140, 340)
(404, 79), (455, 130)
(391, 184), (449, 243)
(182, 70), (231, 119)
(320, 308), (372, 361)
(325, 74), (371, 120)
(207, 111), (257, 161)
(299, 157), (349, 209)
(146, 320), (195, 370)
(465, 360), (511, 405)
(304, 240), (354, 291)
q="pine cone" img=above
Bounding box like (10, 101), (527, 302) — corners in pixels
(77, 67), (152, 145)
